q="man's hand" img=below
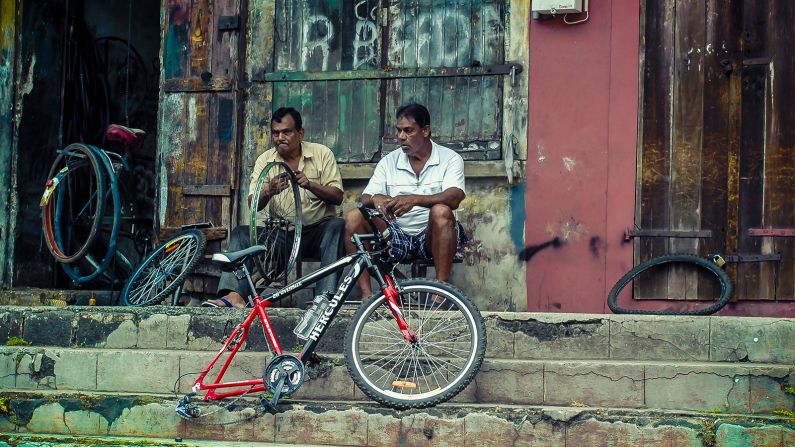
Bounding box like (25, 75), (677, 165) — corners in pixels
(385, 195), (415, 218)
(293, 170), (311, 189)
(371, 194), (396, 221)
(262, 173), (289, 200)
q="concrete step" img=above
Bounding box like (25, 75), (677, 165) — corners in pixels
(3, 346), (793, 414)
(0, 433), (324, 447)
(1, 390), (794, 447)
(3, 306), (795, 364)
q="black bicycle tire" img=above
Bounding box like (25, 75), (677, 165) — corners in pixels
(344, 279), (487, 409)
(249, 162), (303, 286)
(120, 229), (206, 306)
(607, 254), (733, 316)
(56, 145), (122, 284)
(42, 143), (106, 264)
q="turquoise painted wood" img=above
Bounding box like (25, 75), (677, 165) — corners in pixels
(261, 0), (506, 162)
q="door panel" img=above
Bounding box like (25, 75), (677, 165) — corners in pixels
(636, 0), (795, 301)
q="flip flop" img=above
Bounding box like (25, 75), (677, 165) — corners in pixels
(201, 297), (235, 308)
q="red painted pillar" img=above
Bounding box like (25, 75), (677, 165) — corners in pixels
(525, 1), (640, 313)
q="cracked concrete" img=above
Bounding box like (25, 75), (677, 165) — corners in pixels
(3, 393), (792, 446)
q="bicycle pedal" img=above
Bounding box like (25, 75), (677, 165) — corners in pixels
(259, 395), (278, 414)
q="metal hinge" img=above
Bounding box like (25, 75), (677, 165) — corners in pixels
(748, 228), (795, 237)
(722, 254), (782, 263)
(624, 228), (712, 241)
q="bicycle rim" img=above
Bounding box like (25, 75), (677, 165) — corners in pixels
(42, 143), (106, 264)
(121, 230), (206, 306)
(345, 280), (486, 409)
(249, 161), (302, 287)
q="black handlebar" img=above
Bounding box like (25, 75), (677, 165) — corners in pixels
(354, 202), (391, 248)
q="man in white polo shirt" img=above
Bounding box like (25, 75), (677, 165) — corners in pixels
(344, 103), (467, 297)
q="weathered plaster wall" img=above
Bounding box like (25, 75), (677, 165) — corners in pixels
(0, 0), (16, 287)
(525, 2), (639, 312)
(238, 0), (530, 311)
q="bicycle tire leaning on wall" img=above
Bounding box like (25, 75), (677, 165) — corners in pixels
(607, 254), (733, 316)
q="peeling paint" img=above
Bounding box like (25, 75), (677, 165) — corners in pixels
(157, 94), (187, 226)
(562, 156), (576, 172)
(546, 218), (588, 242)
(187, 96), (197, 142)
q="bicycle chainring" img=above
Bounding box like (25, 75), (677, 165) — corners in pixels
(263, 354), (304, 397)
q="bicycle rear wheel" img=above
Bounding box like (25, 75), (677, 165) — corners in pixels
(41, 143), (106, 264)
(249, 162), (302, 287)
(607, 254), (733, 315)
(120, 229), (206, 306)
(345, 279), (486, 409)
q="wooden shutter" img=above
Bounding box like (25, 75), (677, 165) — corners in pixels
(636, 0), (795, 301)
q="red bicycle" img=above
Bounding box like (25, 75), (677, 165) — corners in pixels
(176, 204), (486, 422)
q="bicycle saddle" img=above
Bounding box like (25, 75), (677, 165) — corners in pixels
(106, 124), (146, 148)
(212, 245), (268, 271)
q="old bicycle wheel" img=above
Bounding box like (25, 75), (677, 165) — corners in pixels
(121, 230), (206, 306)
(345, 279), (486, 410)
(54, 145), (123, 284)
(249, 162), (302, 287)
(41, 143), (106, 264)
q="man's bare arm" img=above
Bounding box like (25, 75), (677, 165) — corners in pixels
(385, 187), (465, 218)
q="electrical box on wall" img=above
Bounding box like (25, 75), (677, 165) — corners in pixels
(532, 0), (583, 14)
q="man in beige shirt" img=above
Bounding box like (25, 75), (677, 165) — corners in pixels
(203, 107), (344, 308)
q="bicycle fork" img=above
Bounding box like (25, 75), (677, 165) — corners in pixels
(381, 275), (417, 343)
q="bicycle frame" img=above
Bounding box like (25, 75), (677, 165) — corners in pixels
(190, 234), (415, 401)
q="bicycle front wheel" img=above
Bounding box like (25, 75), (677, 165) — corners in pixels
(345, 279), (486, 409)
(120, 229), (206, 306)
(249, 161), (302, 287)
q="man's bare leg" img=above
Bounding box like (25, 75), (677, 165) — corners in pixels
(425, 204), (457, 282)
(344, 209), (374, 297)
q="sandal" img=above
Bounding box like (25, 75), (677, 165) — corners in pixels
(201, 297), (236, 308)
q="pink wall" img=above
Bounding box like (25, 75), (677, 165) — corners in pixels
(525, 1), (640, 313)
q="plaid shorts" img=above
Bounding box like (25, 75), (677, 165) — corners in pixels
(382, 220), (468, 263)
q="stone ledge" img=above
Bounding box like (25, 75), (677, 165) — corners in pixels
(2, 347), (793, 413)
(3, 306), (795, 365)
(1, 391), (794, 447)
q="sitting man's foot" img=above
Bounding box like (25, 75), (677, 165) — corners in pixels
(201, 292), (247, 309)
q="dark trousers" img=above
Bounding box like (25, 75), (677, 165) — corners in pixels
(217, 217), (345, 297)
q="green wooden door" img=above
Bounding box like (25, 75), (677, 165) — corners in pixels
(252, 0), (516, 163)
